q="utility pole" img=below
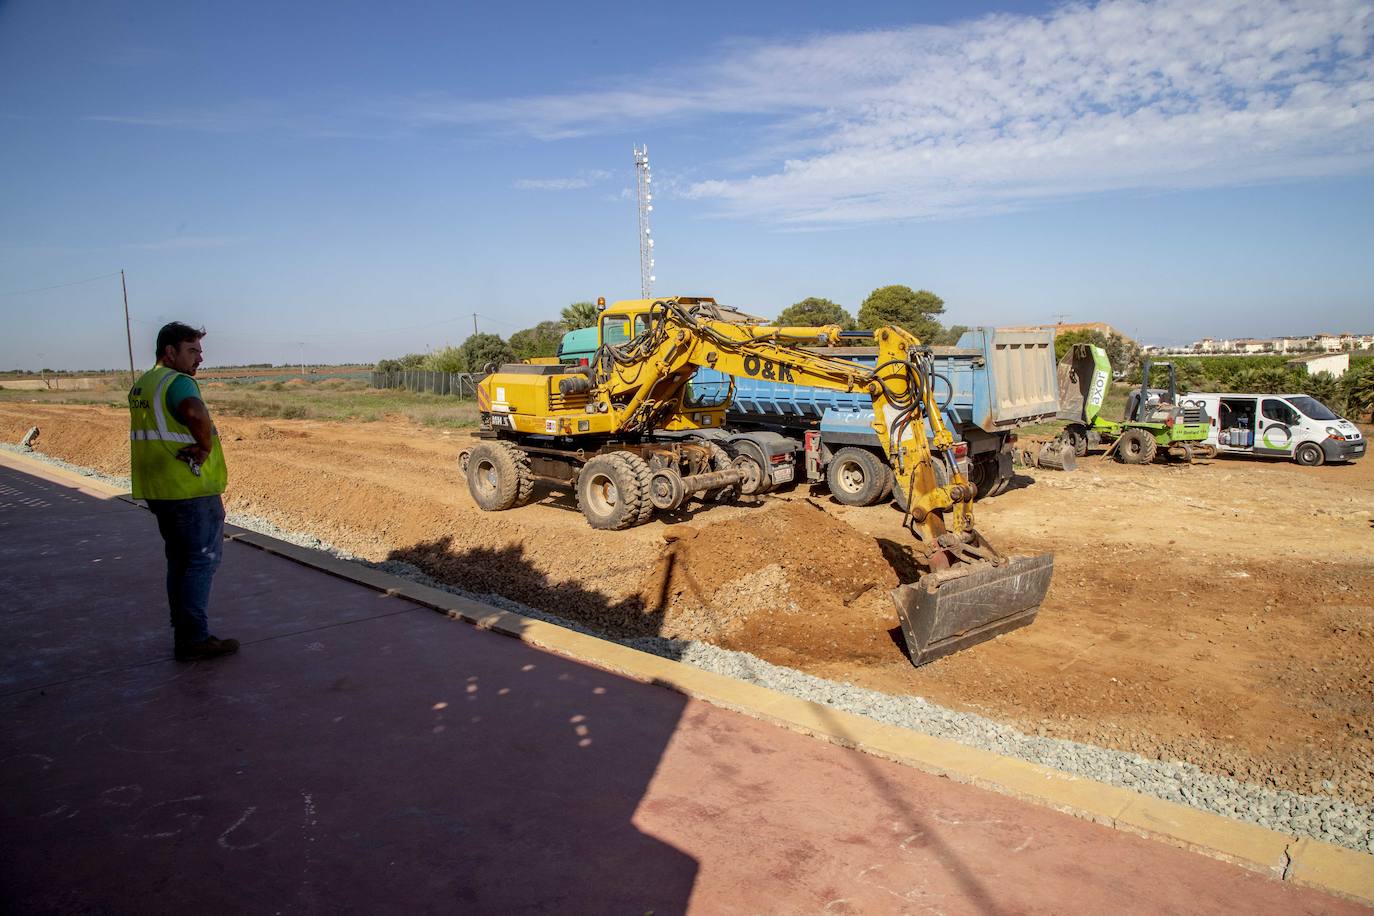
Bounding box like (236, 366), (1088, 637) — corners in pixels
(298, 342), (306, 377)
(634, 145), (655, 298)
(121, 270), (136, 384)
(472, 313), (479, 336)
(1051, 312), (1070, 326)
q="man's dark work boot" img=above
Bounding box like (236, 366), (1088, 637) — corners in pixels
(175, 636), (240, 662)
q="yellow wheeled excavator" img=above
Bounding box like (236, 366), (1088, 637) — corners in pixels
(459, 296), (1053, 665)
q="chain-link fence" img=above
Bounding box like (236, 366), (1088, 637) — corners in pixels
(370, 370), (482, 398)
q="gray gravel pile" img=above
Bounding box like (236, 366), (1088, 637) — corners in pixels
(7, 442), (1372, 853)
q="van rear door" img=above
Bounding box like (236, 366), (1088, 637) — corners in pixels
(1257, 398), (1298, 456)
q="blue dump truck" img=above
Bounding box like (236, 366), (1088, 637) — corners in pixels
(558, 323), (1058, 505)
(689, 327), (1059, 504)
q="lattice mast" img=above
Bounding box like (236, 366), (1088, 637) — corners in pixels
(633, 145), (655, 299)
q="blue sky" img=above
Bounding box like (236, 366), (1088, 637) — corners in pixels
(1, 0), (1372, 369)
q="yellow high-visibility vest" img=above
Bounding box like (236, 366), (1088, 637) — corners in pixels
(128, 365), (228, 500)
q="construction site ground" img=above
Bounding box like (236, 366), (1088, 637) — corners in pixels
(2, 402), (1372, 813)
(8, 457), (1369, 914)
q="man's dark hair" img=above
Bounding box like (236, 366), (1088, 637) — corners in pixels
(155, 322), (206, 359)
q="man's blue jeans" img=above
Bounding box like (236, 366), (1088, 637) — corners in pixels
(146, 494), (225, 646)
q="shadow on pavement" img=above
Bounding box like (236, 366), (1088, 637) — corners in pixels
(0, 463), (699, 914)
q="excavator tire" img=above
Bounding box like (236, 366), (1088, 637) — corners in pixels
(466, 441), (534, 511)
(577, 453), (651, 530)
(828, 447), (890, 506)
(618, 452), (657, 525)
(1116, 428), (1158, 465)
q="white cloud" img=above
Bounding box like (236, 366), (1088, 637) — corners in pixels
(433, 0), (1374, 223)
(513, 169), (612, 191)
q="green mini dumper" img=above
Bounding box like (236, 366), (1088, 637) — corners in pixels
(1057, 344), (1216, 464)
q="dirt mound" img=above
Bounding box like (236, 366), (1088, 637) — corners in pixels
(641, 500), (904, 661)
(283, 378), (309, 388)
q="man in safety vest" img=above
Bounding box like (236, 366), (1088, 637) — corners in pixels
(129, 322), (238, 661)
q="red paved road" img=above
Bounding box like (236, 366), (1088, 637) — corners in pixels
(0, 458), (1362, 914)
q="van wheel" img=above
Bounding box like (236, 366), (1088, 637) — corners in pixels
(828, 447), (889, 506)
(1294, 442), (1324, 467)
(1116, 429), (1158, 465)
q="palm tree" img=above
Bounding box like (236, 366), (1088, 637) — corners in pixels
(560, 301), (599, 331)
(1345, 365), (1374, 420)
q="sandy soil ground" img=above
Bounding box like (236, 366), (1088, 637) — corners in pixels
(4, 402), (1372, 806)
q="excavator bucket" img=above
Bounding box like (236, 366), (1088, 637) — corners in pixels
(891, 553), (1053, 666)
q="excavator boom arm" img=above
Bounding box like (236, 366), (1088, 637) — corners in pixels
(586, 297), (1054, 665)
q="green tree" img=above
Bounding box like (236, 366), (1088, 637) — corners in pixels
(374, 352), (426, 372)
(561, 301), (599, 331)
(1054, 329), (1110, 363)
(508, 320), (565, 360)
(857, 286), (945, 341)
(1343, 364), (1374, 419)
(457, 333), (516, 374)
(1105, 333), (1143, 377)
(774, 297), (854, 329)
(1229, 366), (1300, 394)
(421, 345), (466, 373)
(1303, 371), (1346, 415)
(934, 324), (970, 346)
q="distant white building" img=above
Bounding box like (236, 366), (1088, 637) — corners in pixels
(1286, 352), (1349, 376)
(1186, 331), (1369, 355)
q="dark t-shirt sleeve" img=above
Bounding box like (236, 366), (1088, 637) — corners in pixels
(165, 374), (201, 425)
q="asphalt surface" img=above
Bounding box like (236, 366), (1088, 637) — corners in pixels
(0, 458), (1363, 915)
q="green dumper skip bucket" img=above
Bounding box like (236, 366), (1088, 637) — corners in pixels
(891, 553), (1054, 666)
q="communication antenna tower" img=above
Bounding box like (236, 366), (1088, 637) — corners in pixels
(634, 144), (656, 298)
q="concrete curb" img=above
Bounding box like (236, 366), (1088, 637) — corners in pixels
(4, 449), (1371, 906)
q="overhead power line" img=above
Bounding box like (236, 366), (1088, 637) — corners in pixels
(0, 271), (121, 297)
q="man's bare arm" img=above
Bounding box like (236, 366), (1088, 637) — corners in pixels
(178, 397), (214, 462)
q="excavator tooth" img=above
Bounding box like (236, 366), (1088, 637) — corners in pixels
(891, 553), (1053, 666)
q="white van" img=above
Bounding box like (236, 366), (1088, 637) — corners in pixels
(1179, 393), (1365, 466)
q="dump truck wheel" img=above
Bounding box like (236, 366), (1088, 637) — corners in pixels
(968, 455), (999, 500)
(1295, 442), (1324, 467)
(577, 453), (649, 530)
(466, 441), (532, 511)
(703, 441), (738, 503)
(1065, 424), (1089, 457)
(828, 447), (889, 506)
(1116, 428), (1157, 465)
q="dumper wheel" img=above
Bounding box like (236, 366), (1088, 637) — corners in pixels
(577, 453), (650, 530)
(1116, 428), (1157, 465)
(828, 447), (889, 506)
(1065, 424), (1090, 457)
(466, 441), (534, 511)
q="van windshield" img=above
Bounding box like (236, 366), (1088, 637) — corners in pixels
(1287, 396), (1338, 421)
